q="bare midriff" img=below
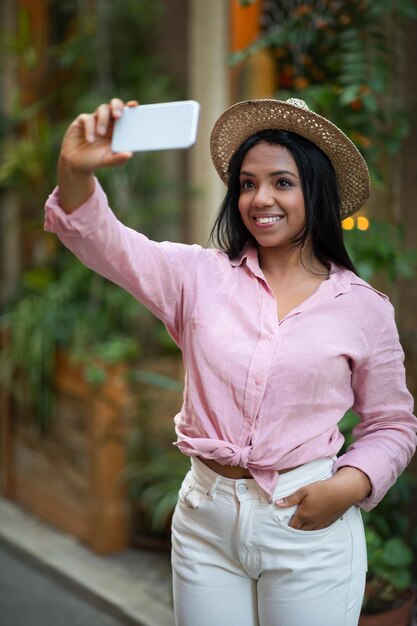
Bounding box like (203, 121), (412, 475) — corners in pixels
(199, 457), (297, 479)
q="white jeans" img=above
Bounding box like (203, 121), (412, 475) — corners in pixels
(171, 456), (367, 626)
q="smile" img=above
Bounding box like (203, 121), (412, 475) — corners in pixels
(254, 216), (283, 224)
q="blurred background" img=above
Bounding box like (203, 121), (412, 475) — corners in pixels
(0, 1), (416, 621)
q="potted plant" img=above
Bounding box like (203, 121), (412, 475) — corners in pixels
(0, 255), (143, 552)
(124, 362), (186, 550)
(339, 414), (416, 623)
(359, 473), (417, 623)
(359, 530), (416, 625)
(360, 474), (416, 623)
(0, 256), (143, 429)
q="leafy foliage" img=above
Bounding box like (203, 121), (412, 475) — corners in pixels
(361, 473), (416, 613)
(363, 533), (414, 612)
(339, 409), (416, 612)
(344, 219), (417, 282)
(0, 1), (181, 430)
(124, 368), (187, 534)
(235, 0), (417, 183)
(337, 408), (360, 452)
(0, 255), (151, 432)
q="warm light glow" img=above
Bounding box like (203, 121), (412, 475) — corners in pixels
(357, 216), (370, 231)
(342, 217), (355, 230)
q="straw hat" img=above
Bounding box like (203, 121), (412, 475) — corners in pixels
(210, 98), (370, 218)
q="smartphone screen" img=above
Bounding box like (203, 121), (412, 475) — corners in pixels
(111, 100), (200, 153)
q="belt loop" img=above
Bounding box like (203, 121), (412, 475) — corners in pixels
(257, 484), (270, 505)
(207, 476), (221, 500)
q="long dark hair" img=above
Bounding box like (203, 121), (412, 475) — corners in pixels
(210, 129), (358, 275)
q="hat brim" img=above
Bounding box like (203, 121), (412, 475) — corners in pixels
(210, 99), (370, 218)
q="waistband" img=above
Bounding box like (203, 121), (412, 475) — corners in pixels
(190, 456), (335, 502)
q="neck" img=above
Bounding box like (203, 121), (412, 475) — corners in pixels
(258, 244), (327, 280)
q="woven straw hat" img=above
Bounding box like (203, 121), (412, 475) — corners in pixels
(210, 98), (370, 218)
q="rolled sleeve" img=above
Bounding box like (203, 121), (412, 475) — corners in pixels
(44, 179), (104, 237)
(334, 306), (417, 510)
(44, 179), (202, 344)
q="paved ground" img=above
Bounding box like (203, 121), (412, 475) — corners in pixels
(0, 498), (174, 626)
(0, 544), (134, 626)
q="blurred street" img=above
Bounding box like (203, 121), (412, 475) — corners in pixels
(0, 498), (174, 626)
(0, 545), (129, 626)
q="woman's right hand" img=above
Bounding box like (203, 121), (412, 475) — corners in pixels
(59, 98), (136, 174)
(57, 98), (137, 213)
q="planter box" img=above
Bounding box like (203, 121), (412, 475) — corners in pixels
(359, 589), (417, 626)
(0, 351), (135, 554)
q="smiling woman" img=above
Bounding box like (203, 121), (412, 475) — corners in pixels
(44, 96), (417, 626)
(211, 124), (357, 282)
(217, 132), (341, 319)
(238, 142), (306, 254)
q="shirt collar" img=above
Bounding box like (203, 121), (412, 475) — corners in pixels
(230, 247), (356, 297)
(229, 246), (265, 280)
(229, 245), (253, 267)
(230, 244), (380, 298)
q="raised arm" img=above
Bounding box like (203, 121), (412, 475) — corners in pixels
(57, 98), (135, 212)
(46, 98), (204, 346)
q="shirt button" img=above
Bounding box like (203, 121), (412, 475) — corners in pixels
(268, 334), (274, 341)
(237, 484), (247, 495)
(255, 377), (262, 385)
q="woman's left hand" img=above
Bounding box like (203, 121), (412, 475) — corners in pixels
(274, 466), (371, 531)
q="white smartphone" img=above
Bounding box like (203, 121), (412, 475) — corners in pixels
(111, 100), (200, 153)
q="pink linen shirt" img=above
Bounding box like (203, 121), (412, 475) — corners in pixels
(44, 180), (417, 510)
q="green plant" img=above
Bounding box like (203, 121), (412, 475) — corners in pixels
(126, 447), (189, 536)
(344, 219), (417, 283)
(0, 1), (183, 432)
(0, 255), (151, 432)
(363, 533), (414, 613)
(338, 408), (360, 452)
(361, 473), (416, 613)
(124, 368), (187, 536)
(0, 1), (181, 224)
(235, 0), (417, 184)
(339, 412), (416, 613)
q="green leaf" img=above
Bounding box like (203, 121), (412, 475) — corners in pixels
(361, 92), (379, 113)
(228, 50), (249, 66)
(339, 86), (360, 106)
(380, 539), (414, 568)
(84, 365), (107, 386)
(389, 569), (412, 591)
(133, 369), (183, 392)
(338, 410), (360, 434)
(398, 1), (417, 19)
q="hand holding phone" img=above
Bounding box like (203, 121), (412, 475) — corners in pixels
(111, 100), (200, 153)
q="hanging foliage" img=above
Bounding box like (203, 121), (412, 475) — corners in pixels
(234, 0), (417, 184)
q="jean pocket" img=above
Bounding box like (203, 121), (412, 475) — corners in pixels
(178, 472), (206, 510)
(272, 504), (344, 536)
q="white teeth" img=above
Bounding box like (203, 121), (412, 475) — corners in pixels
(255, 216), (282, 224)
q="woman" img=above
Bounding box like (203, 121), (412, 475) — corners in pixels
(45, 97), (417, 626)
